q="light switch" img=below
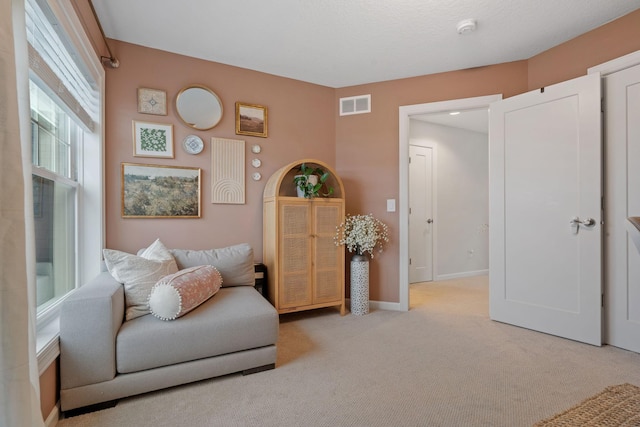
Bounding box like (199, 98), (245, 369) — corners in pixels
(386, 199), (396, 212)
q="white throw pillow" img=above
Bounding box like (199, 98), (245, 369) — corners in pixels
(139, 238), (179, 271)
(103, 239), (178, 320)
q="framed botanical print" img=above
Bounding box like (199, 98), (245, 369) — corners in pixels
(132, 120), (174, 158)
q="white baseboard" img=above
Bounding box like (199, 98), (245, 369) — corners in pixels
(436, 269), (488, 281)
(370, 300), (404, 311)
(346, 298), (405, 312)
(44, 403), (59, 427)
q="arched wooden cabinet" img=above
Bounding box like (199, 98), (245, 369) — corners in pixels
(263, 159), (346, 315)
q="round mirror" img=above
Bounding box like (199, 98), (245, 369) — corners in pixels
(175, 85), (223, 130)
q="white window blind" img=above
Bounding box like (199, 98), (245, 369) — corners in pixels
(25, 0), (98, 131)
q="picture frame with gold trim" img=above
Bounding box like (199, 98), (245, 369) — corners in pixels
(235, 102), (267, 138)
(132, 120), (174, 158)
(121, 162), (201, 218)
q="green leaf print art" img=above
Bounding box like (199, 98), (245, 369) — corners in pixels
(133, 121), (174, 158)
(140, 128), (167, 153)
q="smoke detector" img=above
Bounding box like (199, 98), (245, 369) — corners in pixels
(456, 19), (477, 35)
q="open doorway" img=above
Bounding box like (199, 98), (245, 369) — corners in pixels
(410, 108), (490, 282)
(398, 95), (501, 311)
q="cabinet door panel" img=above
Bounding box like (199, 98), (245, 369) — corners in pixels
(315, 233), (338, 268)
(315, 203), (340, 234)
(315, 269), (341, 302)
(313, 203), (343, 304)
(280, 203), (312, 307)
(281, 272), (311, 306)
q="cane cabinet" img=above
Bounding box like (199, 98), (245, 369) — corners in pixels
(263, 159), (346, 315)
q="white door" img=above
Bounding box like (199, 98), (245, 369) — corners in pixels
(409, 145), (434, 283)
(604, 63), (640, 353)
(489, 73), (602, 346)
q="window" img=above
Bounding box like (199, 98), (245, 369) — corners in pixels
(25, 0), (104, 348)
(30, 81), (80, 314)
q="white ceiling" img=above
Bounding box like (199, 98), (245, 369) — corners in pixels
(92, 0), (640, 88)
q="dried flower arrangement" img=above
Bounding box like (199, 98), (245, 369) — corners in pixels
(335, 213), (389, 258)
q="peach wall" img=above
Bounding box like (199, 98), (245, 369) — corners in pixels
(104, 40), (336, 257)
(39, 361), (58, 420)
(334, 63), (529, 302)
(528, 9), (640, 90)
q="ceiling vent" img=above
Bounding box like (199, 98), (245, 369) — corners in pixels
(340, 94), (371, 116)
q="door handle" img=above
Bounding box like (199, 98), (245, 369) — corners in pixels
(570, 217), (596, 234)
(426, 218), (433, 224)
(570, 217), (595, 227)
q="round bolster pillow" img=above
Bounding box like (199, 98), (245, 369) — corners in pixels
(148, 265), (223, 321)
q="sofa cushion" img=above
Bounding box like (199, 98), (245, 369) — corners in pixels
(170, 243), (254, 287)
(104, 239), (179, 320)
(139, 238), (179, 269)
(149, 265), (223, 321)
(116, 286), (279, 374)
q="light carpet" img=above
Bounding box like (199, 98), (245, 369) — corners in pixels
(57, 276), (640, 427)
(534, 383), (640, 426)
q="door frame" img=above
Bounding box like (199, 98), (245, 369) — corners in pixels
(398, 94), (502, 311)
(409, 142), (437, 283)
(588, 49), (640, 350)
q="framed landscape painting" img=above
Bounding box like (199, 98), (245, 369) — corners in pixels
(121, 163), (201, 218)
(133, 121), (174, 158)
(235, 102), (267, 138)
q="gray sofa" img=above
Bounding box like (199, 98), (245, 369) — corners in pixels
(59, 244), (279, 413)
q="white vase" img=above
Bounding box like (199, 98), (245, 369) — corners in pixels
(295, 174), (318, 198)
(350, 253), (369, 315)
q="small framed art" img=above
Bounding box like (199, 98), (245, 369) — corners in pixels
(121, 163), (201, 218)
(137, 88), (167, 115)
(132, 120), (174, 158)
(235, 102), (267, 138)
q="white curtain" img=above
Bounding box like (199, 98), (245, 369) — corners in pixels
(0, 0), (45, 425)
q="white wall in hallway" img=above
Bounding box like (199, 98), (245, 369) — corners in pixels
(410, 120), (489, 279)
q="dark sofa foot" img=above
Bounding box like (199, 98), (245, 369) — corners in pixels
(62, 399), (118, 418)
(242, 363), (275, 375)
